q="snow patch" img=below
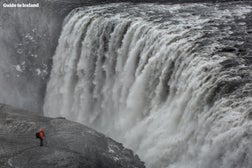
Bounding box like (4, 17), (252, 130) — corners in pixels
(108, 146), (115, 153)
(15, 65), (23, 72)
(31, 54), (38, 58)
(113, 156), (120, 161)
(7, 159), (13, 167)
(36, 68), (41, 76)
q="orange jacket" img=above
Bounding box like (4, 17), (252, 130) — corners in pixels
(39, 130), (45, 139)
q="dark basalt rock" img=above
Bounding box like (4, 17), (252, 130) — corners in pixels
(218, 47), (237, 53)
(220, 59), (240, 68)
(0, 103), (145, 168)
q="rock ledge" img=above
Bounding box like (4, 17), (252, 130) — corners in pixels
(0, 103), (145, 168)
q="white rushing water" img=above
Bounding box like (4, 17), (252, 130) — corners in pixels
(44, 3), (252, 168)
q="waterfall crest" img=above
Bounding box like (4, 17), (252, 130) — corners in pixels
(44, 3), (252, 168)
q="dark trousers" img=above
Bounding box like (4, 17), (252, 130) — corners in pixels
(39, 138), (43, 146)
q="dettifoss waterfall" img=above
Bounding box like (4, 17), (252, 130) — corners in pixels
(44, 3), (252, 168)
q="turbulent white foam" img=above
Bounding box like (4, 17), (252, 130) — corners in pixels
(44, 3), (252, 168)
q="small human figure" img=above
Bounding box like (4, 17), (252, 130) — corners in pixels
(37, 128), (45, 146)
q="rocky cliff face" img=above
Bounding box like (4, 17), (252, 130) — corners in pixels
(0, 103), (145, 168)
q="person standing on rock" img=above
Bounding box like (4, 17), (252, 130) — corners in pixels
(36, 128), (45, 146)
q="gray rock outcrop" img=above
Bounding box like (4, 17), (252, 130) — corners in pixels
(0, 103), (145, 168)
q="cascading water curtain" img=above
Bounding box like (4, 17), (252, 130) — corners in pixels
(44, 3), (252, 168)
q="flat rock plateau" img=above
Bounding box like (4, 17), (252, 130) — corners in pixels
(0, 103), (145, 168)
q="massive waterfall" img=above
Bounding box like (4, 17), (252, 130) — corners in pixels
(44, 3), (252, 168)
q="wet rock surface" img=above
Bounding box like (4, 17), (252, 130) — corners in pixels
(0, 103), (145, 168)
